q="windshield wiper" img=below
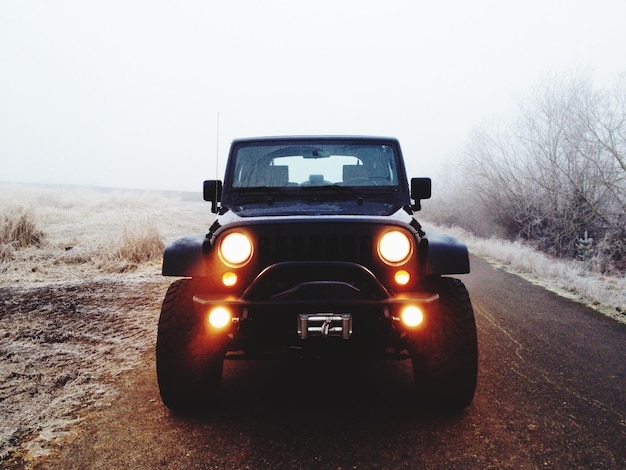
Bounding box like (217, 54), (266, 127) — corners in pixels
(232, 186), (297, 206)
(233, 185), (377, 206)
(304, 184), (364, 195)
(301, 184), (372, 205)
(233, 186), (291, 195)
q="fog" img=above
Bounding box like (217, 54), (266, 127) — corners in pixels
(1, 0), (625, 191)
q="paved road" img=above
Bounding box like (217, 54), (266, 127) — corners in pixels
(38, 258), (626, 469)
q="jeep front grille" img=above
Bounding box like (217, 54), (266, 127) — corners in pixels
(257, 233), (373, 266)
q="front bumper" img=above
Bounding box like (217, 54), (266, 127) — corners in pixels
(193, 262), (438, 359)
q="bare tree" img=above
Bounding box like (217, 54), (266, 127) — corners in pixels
(456, 71), (626, 272)
(577, 75), (626, 271)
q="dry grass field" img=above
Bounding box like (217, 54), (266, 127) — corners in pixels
(1, 183), (624, 465)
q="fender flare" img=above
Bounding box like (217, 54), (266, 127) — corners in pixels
(421, 231), (470, 275)
(162, 234), (208, 277)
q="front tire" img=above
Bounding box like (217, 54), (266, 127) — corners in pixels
(409, 277), (478, 410)
(156, 279), (224, 411)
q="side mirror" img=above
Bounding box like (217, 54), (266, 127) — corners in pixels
(410, 177), (431, 211)
(203, 180), (222, 213)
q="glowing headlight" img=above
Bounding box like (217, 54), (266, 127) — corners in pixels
(219, 232), (253, 267)
(378, 230), (412, 265)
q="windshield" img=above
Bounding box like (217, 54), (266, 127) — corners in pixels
(227, 141), (401, 189)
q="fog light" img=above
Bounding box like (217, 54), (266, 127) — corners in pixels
(208, 307), (231, 329)
(401, 306), (424, 327)
(394, 270), (410, 285)
(222, 272), (237, 287)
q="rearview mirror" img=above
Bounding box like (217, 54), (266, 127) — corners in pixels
(410, 177), (431, 211)
(203, 180), (222, 213)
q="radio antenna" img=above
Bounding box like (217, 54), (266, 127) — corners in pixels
(213, 111), (221, 212)
(215, 112), (220, 179)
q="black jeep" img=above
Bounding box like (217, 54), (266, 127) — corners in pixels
(157, 136), (478, 411)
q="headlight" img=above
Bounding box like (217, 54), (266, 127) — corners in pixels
(218, 232), (253, 267)
(378, 230), (412, 265)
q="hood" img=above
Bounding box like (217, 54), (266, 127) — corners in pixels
(229, 199), (403, 217)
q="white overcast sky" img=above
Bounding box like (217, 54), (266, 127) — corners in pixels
(1, 0), (625, 191)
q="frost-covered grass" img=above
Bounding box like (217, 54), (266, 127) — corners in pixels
(0, 184), (208, 283)
(424, 221), (626, 323)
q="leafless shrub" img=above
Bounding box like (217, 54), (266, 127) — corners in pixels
(592, 228), (626, 275)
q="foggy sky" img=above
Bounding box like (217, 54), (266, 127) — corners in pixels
(1, 0), (625, 192)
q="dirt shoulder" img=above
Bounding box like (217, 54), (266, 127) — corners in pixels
(0, 272), (171, 466)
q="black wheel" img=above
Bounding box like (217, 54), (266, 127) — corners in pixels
(156, 278), (224, 411)
(409, 277), (478, 410)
